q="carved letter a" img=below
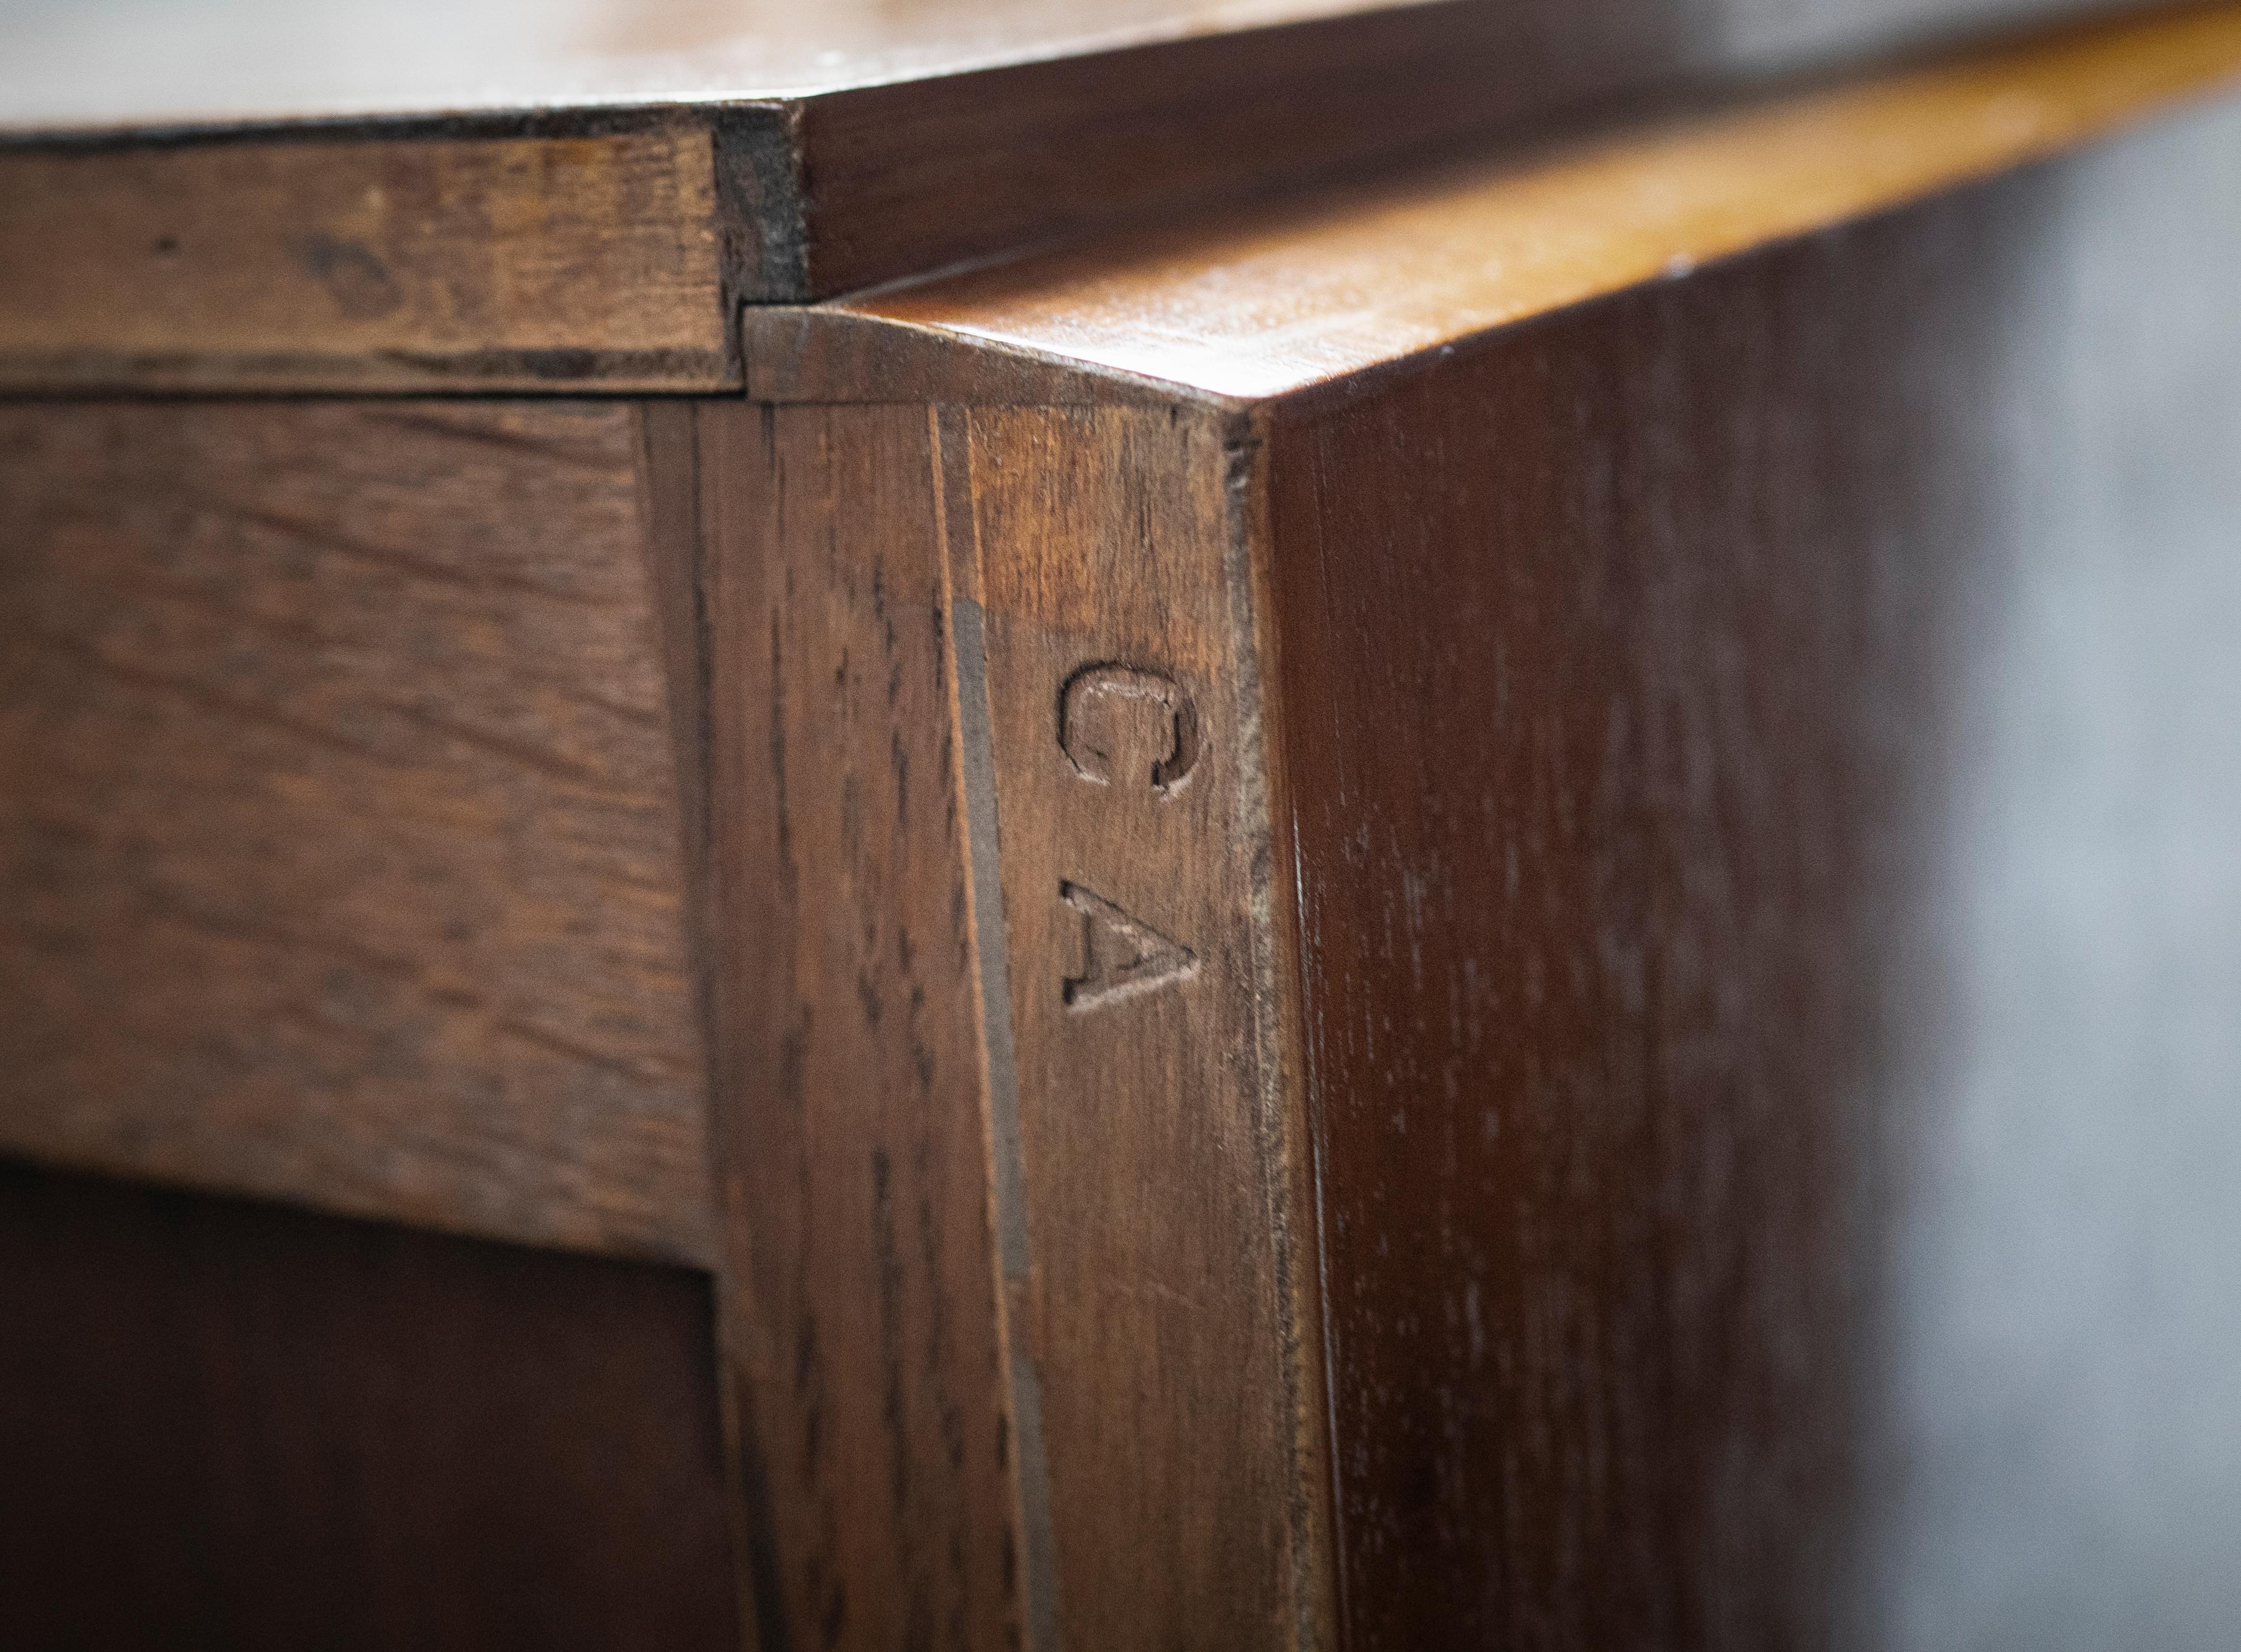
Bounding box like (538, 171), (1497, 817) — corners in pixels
(1059, 881), (1198, 1010)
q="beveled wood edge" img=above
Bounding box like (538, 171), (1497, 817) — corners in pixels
(0, 0), (2192, 390)
(1226, 398), (1347, 1652)
(0, 0), (1562, 380)
(0, 106), (776, 397)
(801, 0), (2241, 410)
(740, 308), (1201, 407)
(781, 0), (1667, 299)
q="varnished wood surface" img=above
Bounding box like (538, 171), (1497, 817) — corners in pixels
(0, 0), (1423, 124)
(1262, 197), (2012, 1650)
(0, 400), (712, 1265)
(721, 32), (2241, 1643)
(2, 7), (2237, 1646)
(646, 390), (1333, 1647)
(827, 0), (2241, 401)
(0, 0), (2173, 380)
(0, 0), (2133, 128)
(951, 403), (1330, 1648)
(653, 401), (1026, 1652)
(0, 119), (736, 393)
(0, 1160), (738, 1652)
(1257, 90), (2241, 1644)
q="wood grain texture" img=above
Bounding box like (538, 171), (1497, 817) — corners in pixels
(0, 0), (2179, 383)
(0, 117), (740, 393)
(834, 0), (2241, 400)
(0, 0), (2137, 131)
(1249, 99), (2241, 1641)
(0, 1159), (738, 1652)
(649, 392), (1335, 1650)
(945, 403), (1331, 1650)
(721, 52), (2241, 1645)
(1257, 200), (2019, 1647)
(3, 15), (2232, 1652)
(776, 0), (1697, 302)
(0, 400), (712, 1265)
(655, 401), (1025, 1652)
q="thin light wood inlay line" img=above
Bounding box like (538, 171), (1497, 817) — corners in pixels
(933, 406), (1065, 1652)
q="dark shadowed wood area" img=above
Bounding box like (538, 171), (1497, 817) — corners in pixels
(0, 1160), (739, 1652)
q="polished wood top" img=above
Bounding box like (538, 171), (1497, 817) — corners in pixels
(0, 0), (2171, 379)
(0, 0), (2131, 133)
(1, 0), (1366, 131)
(809, 1), (2241, 403)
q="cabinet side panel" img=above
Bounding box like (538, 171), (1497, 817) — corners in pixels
(0, 400), (712, 1264)
(1267, 190), (2019, 1648)
(1269, 95), (2241, 1651)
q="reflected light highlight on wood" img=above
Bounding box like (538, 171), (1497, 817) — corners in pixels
(838, 1), (2241, 398)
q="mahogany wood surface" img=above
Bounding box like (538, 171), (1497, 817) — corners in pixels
(707, 16), (2241, 1643)
(947, 401), (1327, 1648)
(0, 0), (2174, 386)
(1262, 194), (2009, 1652)
(0, 120), (738, 393)
(0, 400), (712, 1264)
(0, 1160), (738, 1652)
(827, 0), (2241, 401)
(1255, 102), (2241, 1644)
(6, 4), (2241, 1648)
(649, 400), (1028, 1652)
(642, 394), (1328, 1651)
(0, 0), (2140, 129)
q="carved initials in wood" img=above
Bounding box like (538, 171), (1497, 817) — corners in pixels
(1059, 881), (1198, 1010)
(1059, 664), (1199, 792)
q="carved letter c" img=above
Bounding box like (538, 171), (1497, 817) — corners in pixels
(1058, 664), (1200, 792)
